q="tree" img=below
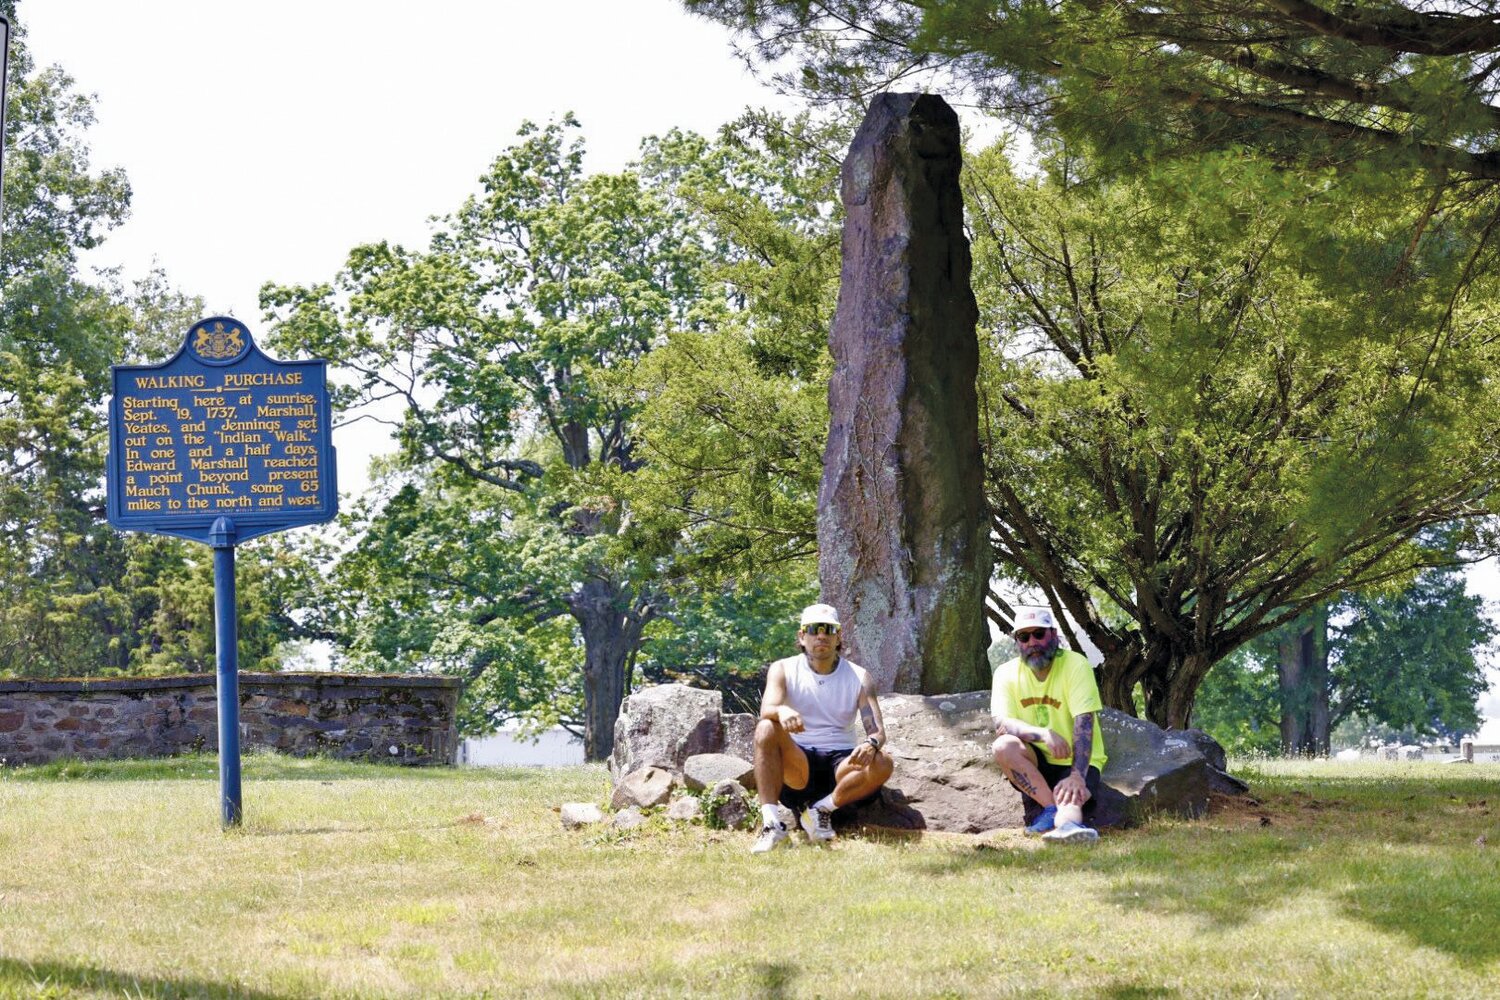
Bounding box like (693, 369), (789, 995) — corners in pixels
(686, 1), (1500, 184)
(1276, 607), (1330, 755)
(265, 112), (855, 753)
(968, 145), (1500, 728)
(620, 112), (849, 571)
(1195, 562), (1494, 752)
(264, 117), (723, 759)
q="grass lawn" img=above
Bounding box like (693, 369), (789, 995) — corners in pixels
(2, 754), (1498, 999)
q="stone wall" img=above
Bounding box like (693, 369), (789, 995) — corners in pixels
(0, 673), (460, 766)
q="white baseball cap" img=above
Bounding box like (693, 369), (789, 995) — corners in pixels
(1012, 607), (1057, 633)
(799, 603), (842, 628)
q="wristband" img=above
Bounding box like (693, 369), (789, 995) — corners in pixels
(866, 736), (880, 751)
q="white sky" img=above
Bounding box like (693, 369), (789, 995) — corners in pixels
(17, 0), (1500, 741)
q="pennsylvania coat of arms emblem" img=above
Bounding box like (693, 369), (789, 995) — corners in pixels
(192, 321), (245, 361)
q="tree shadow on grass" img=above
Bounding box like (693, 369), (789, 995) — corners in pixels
(915, 771), (1500, 966)
(0, 955), (295, 1000)
(1099, 985), (1178, 999)
(548, 960), (801, 999)
(751, 961), (799, 999)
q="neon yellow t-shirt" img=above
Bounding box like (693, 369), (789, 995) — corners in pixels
(991, 648), (1108, 771)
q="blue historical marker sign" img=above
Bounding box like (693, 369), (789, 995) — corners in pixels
(107, 316), (337, 543)
(107, 316), (337, 828)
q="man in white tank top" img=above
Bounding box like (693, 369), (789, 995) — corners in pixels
(750, 602), (893, 852)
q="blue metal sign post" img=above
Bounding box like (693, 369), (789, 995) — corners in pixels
(106, 317), (337, 827)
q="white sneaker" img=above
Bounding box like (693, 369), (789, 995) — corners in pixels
(1042, 820), (1100, 845)
(751, 823), (790, 854)
(800, 806), (836, 843)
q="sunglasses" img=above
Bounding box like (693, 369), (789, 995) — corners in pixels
(1014, 628), (1050, 643)
(803, 623), (840, 636)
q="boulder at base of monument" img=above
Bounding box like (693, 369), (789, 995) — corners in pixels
(609, 684), (724, 778)
(1091, 708), (1214, 828)
(683, 752), (755, 792)
(610, 765), (675, 810)
(866, 692), (1022, 833)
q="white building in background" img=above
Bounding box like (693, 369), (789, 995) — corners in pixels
(458, 725), (584, 766)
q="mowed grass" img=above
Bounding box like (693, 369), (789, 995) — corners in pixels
(2, 755), (1498, 999)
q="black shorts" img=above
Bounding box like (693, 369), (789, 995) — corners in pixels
(778, 745), (876, 813)
(1011, 752), (1103, 827)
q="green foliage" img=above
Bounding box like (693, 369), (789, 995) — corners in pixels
(637, 568), (818, 714)
(619, 111), (849, 572)
(967, 143), (1500, 726)
(1331, 563), (1493, 741)
(688, 1), (1500, 186)
(1191, 645), (1282, 757)
(1195, 563), (1493, 751)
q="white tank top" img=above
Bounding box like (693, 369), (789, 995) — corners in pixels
(779, 654), (864, 750)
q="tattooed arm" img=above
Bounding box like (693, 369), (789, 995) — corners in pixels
(1054, 712), (1094, 807)
(851, 667), (887, 765)
(995, 716), (1070, 761)
(1071, 712), (1094, 777)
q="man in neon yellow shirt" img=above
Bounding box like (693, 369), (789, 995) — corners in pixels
(991, 607), (1107, 843)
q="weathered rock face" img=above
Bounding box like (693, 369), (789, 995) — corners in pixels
(722, 713), (757, 763)
(1091, 708), (1213, 827)
(683, 752), (755, 792)
(869, 692), (1023, 833)
(818, 92), (991, 696)
(611, 765), (675, 810)
(860, 696), (1233, 832)
(609, 684), (723, 777)
(710, 779), (754, 829)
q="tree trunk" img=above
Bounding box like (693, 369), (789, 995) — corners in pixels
(1164, 652), (1213, 731)
(1101, 642), (1210, 730)
(1099, 640), (1166, 719)
(572, 577), (650, 761)
(1278, 608), (1330, 755)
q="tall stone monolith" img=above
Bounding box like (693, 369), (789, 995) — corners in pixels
(818, 93), (991, 694)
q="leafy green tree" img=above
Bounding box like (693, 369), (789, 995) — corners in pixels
(968, 144), (1500, 728)
(264, 117), (722, 758)
(620, 112), (849, 571)
(1195, 563), (1493, 752)
(265, 113), (853, 752)
(1332, 564), (1492, 741)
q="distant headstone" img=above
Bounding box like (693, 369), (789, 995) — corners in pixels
(818, 93), (991, 695)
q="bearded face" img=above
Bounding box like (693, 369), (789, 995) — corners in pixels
(1018, 629), (1061, 671)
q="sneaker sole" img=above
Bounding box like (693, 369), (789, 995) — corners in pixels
(1043, 828), (1099, 845)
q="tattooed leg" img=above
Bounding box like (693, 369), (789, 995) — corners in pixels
(992, 735), (1054, 807)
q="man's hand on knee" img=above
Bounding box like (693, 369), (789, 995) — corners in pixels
(1054, 771), (1090, 807)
